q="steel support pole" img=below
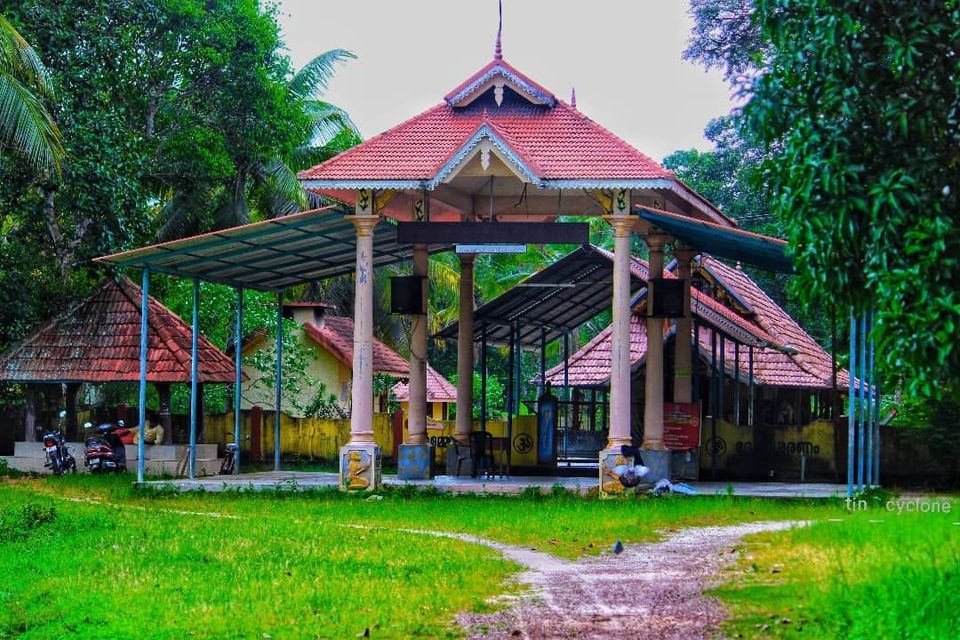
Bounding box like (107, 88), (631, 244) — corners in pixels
(480, 323), (488, 433)
(872, 328), (880, 485)
(233, 287), (243, 474)
(539, 326), (547, 396)
(563, 332), (570, 398)
(865, 309), (874, 487)
(718, 334), (725, 426)
(847, 308), (856, 498)
(188, 278), (199, 479)
(692, 319), (700, 404)
(710, 329), (718, 480)
(274, 293), (283, 471)
(748, 345), (755, 427)
(507, 322), (514, 475)
(137, 268), (150, 483)
(857, 313), (869, 491)
(734, 341), (740, 427)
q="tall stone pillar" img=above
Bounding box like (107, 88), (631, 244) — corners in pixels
(449, 253), (475, 474)
(339, 190), (381, 491)
(399, 243), (432, 479)
(673, 249), (696, 404)
(642, 233), (671, 482)
(599, 213), (634, 495)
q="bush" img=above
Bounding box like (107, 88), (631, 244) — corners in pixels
(0, 502), (58, 542)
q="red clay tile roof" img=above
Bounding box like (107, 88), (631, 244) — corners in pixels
(543, 256), (850, 390)
(0, 277), (238, 384)
(391, 365), (457, 403)
(302, 316), (409, 377)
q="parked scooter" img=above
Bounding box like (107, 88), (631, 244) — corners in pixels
(39, 410), (77, 476)
(83, 420), (128, 473)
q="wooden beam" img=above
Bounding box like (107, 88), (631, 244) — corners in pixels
(397, 222), (589, 245)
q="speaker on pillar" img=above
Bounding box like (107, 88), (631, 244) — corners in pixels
(648, 278), (687, 318)
(391, 276), (425, 314)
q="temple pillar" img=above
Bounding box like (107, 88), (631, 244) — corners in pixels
(673, 249), (696, 404)
(449, 253), (475, 474)
(339, 190), (382, 491)
(599, 208), (634, 496)
(642, 233), (671, 482)
(399, 242), (432, 479)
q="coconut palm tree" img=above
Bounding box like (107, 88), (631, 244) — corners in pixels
(157, 49), (360, 240)
(0, 13), (63, 173)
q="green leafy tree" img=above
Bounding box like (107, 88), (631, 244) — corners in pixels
(745, 0), (960, 397)
(0, 12), (62, 173)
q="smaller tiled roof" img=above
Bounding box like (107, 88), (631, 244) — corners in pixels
(302, 316), (408, 377)
(391, 365), (457, 403)
(543, 314), (652, 387)
(0, 277), (237, 383)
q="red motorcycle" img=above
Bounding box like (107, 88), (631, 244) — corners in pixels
(83, 421), (129, 473)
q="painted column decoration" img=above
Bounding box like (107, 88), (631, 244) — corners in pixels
(397, 239), (432, 480)
(673, 248), (696, 404)
(598, 188), (634, 496)
(455, 253), (475, 445)
(340, 189), (382, 491)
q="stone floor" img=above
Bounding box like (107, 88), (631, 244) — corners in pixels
(137, 471), (847, 499)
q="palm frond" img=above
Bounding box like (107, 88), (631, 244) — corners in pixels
(289, 49), (356, 101)
(0, 14), (55, 100)
(255, 159), (309, 218)
(0, 73), (62, 173)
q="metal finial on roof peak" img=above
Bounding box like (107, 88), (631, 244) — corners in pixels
(494, 0), (503, 60)
(570, 86), (577, 109)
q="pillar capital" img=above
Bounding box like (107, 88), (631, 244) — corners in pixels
(458, 252), (476, 267)
(643, 232), (671, 253)
(345, 214), (380, 237)
(603, 214), (635, 238)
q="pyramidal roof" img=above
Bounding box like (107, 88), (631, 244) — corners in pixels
(298, 50), (724, 220)
(0, 278), (238, 384)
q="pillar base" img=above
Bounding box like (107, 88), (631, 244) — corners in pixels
(339, 444), (381, 492)
(638, 448), (671, 484)
(397, 443), (432, 480)
(599, 447), (634, 498)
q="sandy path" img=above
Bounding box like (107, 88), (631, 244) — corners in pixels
(457, 521), (802, 640)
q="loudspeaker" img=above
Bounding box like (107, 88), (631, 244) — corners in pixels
(391, 276), (425, 314)
(648, 278), (686, 318)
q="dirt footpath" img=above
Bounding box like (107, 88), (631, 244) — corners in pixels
(457, 521), (801, 640)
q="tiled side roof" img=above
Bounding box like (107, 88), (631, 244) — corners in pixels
(298, 97), (672, 184)
(543, 255), (849, 390)
(302, 316), (409, 377)
(391, 365), (457, 403)
(0, 278), (237, 383)
(700, 258), (849, 388)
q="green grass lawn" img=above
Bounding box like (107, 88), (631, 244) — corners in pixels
(1, 475), (956, 639)
(714, 493), (959, 639)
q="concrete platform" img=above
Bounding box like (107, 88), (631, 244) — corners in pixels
(136, 471), (847, 499)
(4, 441), (220, 476)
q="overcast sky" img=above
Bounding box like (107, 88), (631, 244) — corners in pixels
(276, 0), (734, 162)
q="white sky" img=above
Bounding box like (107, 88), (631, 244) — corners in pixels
(276, 0), (734, 162)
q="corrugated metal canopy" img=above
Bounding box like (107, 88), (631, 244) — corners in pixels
(436, 245), (649, 348)
(638, 206), (794, 273)
(95, 207), (431, 291)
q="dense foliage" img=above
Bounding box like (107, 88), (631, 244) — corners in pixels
(745, 0), (960, 397)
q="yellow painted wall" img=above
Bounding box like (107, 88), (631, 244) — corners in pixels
(699, 419), (837, 477)
(205, 412), (540, 467)
(239, 327), (348, 418)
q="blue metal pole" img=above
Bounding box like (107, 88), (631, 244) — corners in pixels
(233, 288), (244, 474)
(189, 278), (199, 480)
(847, 308), (856, 499)
(871, 308), (880, 486)
(274, 293), (283, 471)
(857, 312), (869, 491)
(137, 268), (150, 484)
(866, 309), (874, 487)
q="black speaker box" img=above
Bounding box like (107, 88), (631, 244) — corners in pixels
(648, 278), (686, 318)
(391, 276), (425, 314)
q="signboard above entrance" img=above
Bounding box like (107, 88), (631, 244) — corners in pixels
(397, 222), (589, 245)
(455, 244), (527, 254)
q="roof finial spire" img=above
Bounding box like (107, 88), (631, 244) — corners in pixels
(570, 86), (577, 109)
(494, 0), (503, 60)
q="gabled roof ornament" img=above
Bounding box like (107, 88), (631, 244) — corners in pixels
(494, 0), (503, 60)
(570, 86), (577, 109)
